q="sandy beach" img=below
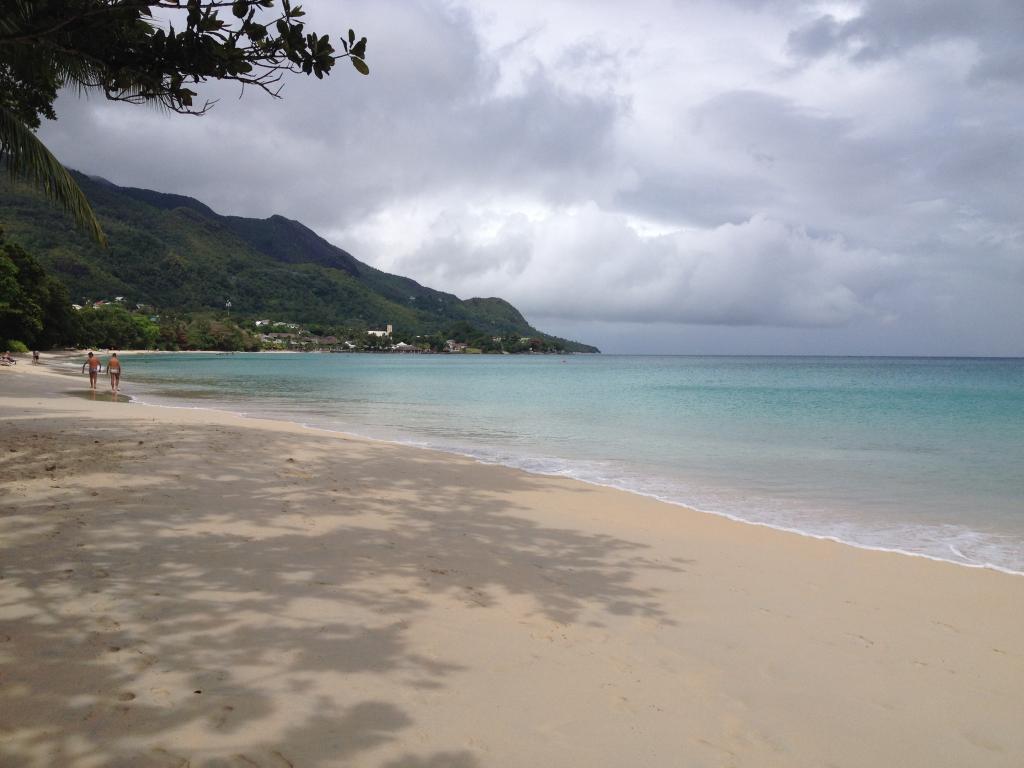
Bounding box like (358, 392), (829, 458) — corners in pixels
(1, 360), (1022, 768)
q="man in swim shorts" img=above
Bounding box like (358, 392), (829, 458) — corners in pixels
(106, 352), (122, 396)
(82, 351), (100, 389)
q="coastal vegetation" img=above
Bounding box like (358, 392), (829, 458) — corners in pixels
(1, 228), (582, 353)
(0, 229), (77, 350)
(0, 1), (367, 243)
(0, 173), (599, 352)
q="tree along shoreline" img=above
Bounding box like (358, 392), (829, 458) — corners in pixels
(2, 231), (594, 355)
(5, 299), (586, 355)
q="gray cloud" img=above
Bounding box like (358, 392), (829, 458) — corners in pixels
(40, 0), (622, 228)
(396, 210), (904, 328)
(788, 0), (1024, 84)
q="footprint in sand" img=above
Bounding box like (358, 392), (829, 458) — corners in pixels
(134, 650), (159, 669)
(213, 704), (235, 729)
(846, 632), (875, 648)
(227, 752), (295, 767)
(145, 747), (191, 767)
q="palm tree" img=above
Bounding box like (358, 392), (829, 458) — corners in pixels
(1, 104), (106, 245)
(1, 3), (107, 245)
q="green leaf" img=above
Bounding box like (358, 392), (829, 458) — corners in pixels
(351, 57), (369, 75)
(232, 1), (248, 18)
(348, 28), (355, 45)
(245, 22), (267, 40)
(0, 107), (106, 246)
(351, 37), (367, 59)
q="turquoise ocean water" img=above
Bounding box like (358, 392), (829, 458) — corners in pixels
(107, 353), (1024, 574)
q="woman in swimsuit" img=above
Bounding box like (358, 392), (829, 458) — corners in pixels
(107, 353), (122, 396)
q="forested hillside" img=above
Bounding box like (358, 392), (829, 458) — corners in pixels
(0, 173), (598, 352)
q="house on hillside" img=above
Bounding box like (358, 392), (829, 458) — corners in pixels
(367, 324), (393, 338)
(261, 332), (299, 348)
(445, 340), (467, 353)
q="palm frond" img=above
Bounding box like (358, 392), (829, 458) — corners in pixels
(0, 105), (106, 245)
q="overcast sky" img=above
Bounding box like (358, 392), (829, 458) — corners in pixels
(39, 0), (1024, 355)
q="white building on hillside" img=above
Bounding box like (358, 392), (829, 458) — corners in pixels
(367, 324), (393, 338)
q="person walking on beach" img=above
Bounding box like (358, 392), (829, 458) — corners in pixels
(106, 352), (122, 396)
(32, 350), (40, 364)
(82, 351), (101, 390)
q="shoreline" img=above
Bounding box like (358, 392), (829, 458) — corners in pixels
(2, 361), (1023, 766)
(40, 351), (1024, 577)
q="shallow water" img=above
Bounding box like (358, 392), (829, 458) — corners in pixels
(102, 353), (1024, 573)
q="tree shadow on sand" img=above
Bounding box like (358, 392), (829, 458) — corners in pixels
(0, 402), (686, 766)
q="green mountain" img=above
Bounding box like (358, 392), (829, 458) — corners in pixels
(0, 173), (598, 352)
